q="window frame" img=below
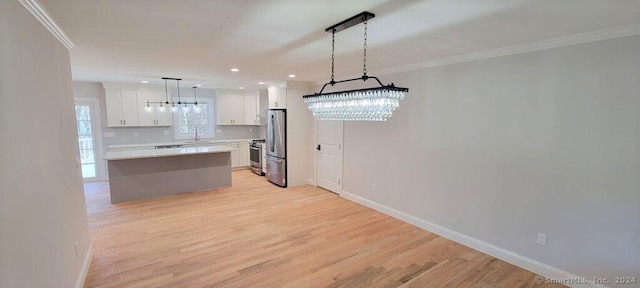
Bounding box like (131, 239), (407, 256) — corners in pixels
(172, 97), (215, 139)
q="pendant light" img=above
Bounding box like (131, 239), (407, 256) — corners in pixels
(192, 86), (201, 114)
(303, 12), (408, 121)
(144, 77), (198, 114)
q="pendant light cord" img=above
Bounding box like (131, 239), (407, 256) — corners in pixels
(164, 79), (169, 104)
(363, 18), (368, 77)
(176, 79), (182, 105)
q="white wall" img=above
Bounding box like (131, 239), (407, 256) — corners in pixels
(284, 81), (314, 187)
(334, 36), (640, 284)
(0, 1), (92, 287)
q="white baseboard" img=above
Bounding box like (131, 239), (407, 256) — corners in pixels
(75, 243), (93, 288)
(339, 190), (607, 288)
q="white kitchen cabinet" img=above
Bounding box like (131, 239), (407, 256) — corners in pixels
(217, 94), (245, 125)
(238, 141), (250, 166)
(218, 141), (250, 168)
(221, 142), (239, 167)
(105, 88), (139, 127)
(243, 94), (259, 125)
(216, 89), (261, 125)
(136, 90), (173, 126)
(268, 86), (286, 109)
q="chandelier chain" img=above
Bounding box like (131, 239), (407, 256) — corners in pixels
(363, 18), (368, 76)
(331, 30), (336, 83)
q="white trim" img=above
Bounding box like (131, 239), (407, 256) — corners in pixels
(315, 24), (640, 86)
(18, 0), (74, 50)
(339, 190), (608, 288)
(75, 243), (93, 288)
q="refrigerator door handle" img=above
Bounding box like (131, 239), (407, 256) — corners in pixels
(270, 114), (275, 152)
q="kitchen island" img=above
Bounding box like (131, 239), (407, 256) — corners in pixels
(104, 146), (235, 204)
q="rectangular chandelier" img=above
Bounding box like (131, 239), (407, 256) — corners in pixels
(304, 77), (407, 121)
(303, 12), (409, 121)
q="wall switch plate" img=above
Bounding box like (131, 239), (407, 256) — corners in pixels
(372, 184), (377, 192)
(537, 233), (547, 246)
(249, 128), (253, 132)
(103, 132), (115, 138)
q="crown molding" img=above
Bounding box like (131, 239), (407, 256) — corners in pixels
(18, 0), (74, 50)
(376, 24), (640, 77)
(315, 23), (640, 86)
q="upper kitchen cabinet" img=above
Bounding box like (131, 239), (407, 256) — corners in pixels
(244, 93), (260, 125)
(105, 88), (139, 127)
(217, 93), (244, 125)
(104, 83), (172, 127)
(268, 86), (286, 109)
(216, 89), (261, 125)
(136, 90), (172, 126)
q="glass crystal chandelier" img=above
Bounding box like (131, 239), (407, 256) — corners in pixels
(144, 77), (200, 114)
(303, 12), (408, 121)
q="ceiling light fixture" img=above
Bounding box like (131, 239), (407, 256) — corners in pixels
(230, 68), (239, 72)
(140, 80), (148, 84)
(303, 11), (408, 121)
(144, 77), (199, 114)
(238, 87), (244, 89)
(196, 84), (203, 87)
(258, 82), (265, 85)
(288, 74), (296, 78)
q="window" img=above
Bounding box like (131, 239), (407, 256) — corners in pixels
(173, 97), (214, 139)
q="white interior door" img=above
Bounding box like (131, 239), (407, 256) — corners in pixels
(317, 120), (343, 193)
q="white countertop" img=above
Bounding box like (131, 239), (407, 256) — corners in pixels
(104, 146), (235, 161)
(108, 138), (258, 150)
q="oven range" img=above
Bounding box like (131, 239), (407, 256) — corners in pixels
(249, 139), (266, 176)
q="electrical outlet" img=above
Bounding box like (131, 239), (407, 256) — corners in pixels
(537, 233), (547, 246)
(133, 131), (138, 137)
(249, 128), (253, 132)
(372, 184), (377, 192)
(216, 129), (223, 134)
(103, 132), (115, 138)
(163, 130), (170, 136)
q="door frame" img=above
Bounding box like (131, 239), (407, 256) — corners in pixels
(75, 97), (105, 181)
(314, 119), (344, 194)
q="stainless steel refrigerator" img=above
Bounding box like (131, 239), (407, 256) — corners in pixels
(266, 109), (287, 187)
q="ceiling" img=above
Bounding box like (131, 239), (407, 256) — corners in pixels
(38, 0), (640, 89)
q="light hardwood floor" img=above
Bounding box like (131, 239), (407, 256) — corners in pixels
(83, 170), (564, 288)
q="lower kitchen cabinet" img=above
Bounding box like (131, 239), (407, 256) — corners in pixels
(219, 141), (250, 168)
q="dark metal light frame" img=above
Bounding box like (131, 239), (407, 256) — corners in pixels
(303, 11), (409, 101)
(145, 77), (199, 112)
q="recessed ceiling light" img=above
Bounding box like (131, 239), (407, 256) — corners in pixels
(238, 87), (244, 89)
(258, 82), (265, 85)
(288, 74), (296, 78)
(196, 84), (203, 87)
(141, 80), (148, 83)
(230, 68), (239, 72)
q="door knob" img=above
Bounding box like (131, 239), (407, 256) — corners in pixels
(316, 144), (321, 151)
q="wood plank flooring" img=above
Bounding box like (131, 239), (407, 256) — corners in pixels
(83, 170), (564, 288)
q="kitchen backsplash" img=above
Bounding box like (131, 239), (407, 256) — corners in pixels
(73, 81), (264, 151)
(101, 125), (260, 147)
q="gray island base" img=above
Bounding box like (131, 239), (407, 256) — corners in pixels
(104, 146), (234, 204)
